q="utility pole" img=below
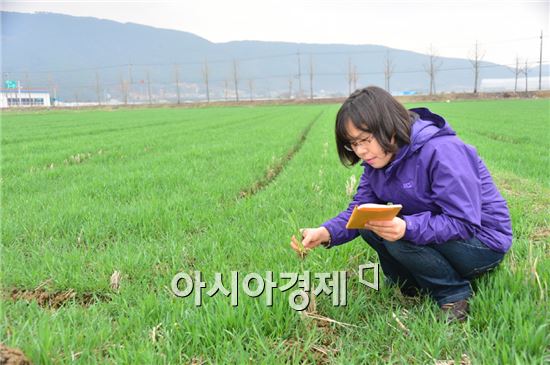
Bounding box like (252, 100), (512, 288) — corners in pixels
(174, 63), (181, 104)
(203, 57), (210, 102)
(53, 83), (57, 106)
(539, 30), (543, 90)
(309, 55), (313, 100)
(233, 59), (239, 102)
(469, 40), (485, 94)
(48, 73), (55, 107)
(17, 80), (21, 107)
(146, 70), (152, 105)
(25, 72), (32, 106)
(348, 58), (359, 95)
(95, 70), (101, 105)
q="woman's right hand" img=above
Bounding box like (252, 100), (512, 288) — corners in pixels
(298, 227), (331, 250)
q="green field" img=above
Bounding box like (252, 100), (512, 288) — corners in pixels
(1, 99), (549, 364)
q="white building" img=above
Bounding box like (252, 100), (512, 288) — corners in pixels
(0, 89), (52, 108)
(480, 76), (550, 92)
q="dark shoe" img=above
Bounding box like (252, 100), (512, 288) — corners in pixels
(440, 299), (469, 323)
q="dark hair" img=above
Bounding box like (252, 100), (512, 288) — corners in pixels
(335, 86), (417, 166)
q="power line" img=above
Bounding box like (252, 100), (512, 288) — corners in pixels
(37, 59), (547, 90)
(4, 36), (548, 75)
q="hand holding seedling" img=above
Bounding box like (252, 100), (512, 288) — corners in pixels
(290, 235), (308, 259)
(364, 217), (406, 242)
(290, 227), (331, 258)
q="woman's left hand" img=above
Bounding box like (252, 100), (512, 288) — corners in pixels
(364, 217), (407, 242)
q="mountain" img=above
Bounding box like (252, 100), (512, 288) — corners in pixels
(1, 11), (544, 103)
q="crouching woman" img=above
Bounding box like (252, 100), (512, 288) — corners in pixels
(296, 86), (512, 322)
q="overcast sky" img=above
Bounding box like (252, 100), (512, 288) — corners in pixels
(2, 0), (548, 66)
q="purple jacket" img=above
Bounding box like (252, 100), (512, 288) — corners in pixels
(321, 107), (513, 253)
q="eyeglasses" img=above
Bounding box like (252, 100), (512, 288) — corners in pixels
(344, 134), (375, 152)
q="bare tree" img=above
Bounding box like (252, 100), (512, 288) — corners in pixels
(120, 73), (128, 105)
(288, 76), (293, 99)
(174, 63), (181, 104)
(297, 51), (302, 99)
(203, 57), (210, 102)
(539, 30), (543, 90)
(95, 70), (102, 105)
(224, 80), (229, 101)
(348, 57), (353, 95)
(309, 55), (314, 100)
(233, 59), (239, 102)
(128, 63), (133, 83)
(469, 40), (485, 93)
(146, 70), (152, 104)
(352, 65), (358, 91)
(248, 78), (254, 101)
(523, 59), (529, 92)
(384, 51), (395, 93)
(513, 56), (521, 92)
(424, 45), (442, 95)
(127, 63), (133, 103)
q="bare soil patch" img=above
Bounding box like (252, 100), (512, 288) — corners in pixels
(530, 226), (550, 243)
(0, 344), (32, 365)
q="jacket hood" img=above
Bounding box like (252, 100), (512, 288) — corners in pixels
(408, 107), (456, 152)
(362, 107), (457, 173)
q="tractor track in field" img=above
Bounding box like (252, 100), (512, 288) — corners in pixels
(4, 287), (111, 309)
(238, 110), (324, 199)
